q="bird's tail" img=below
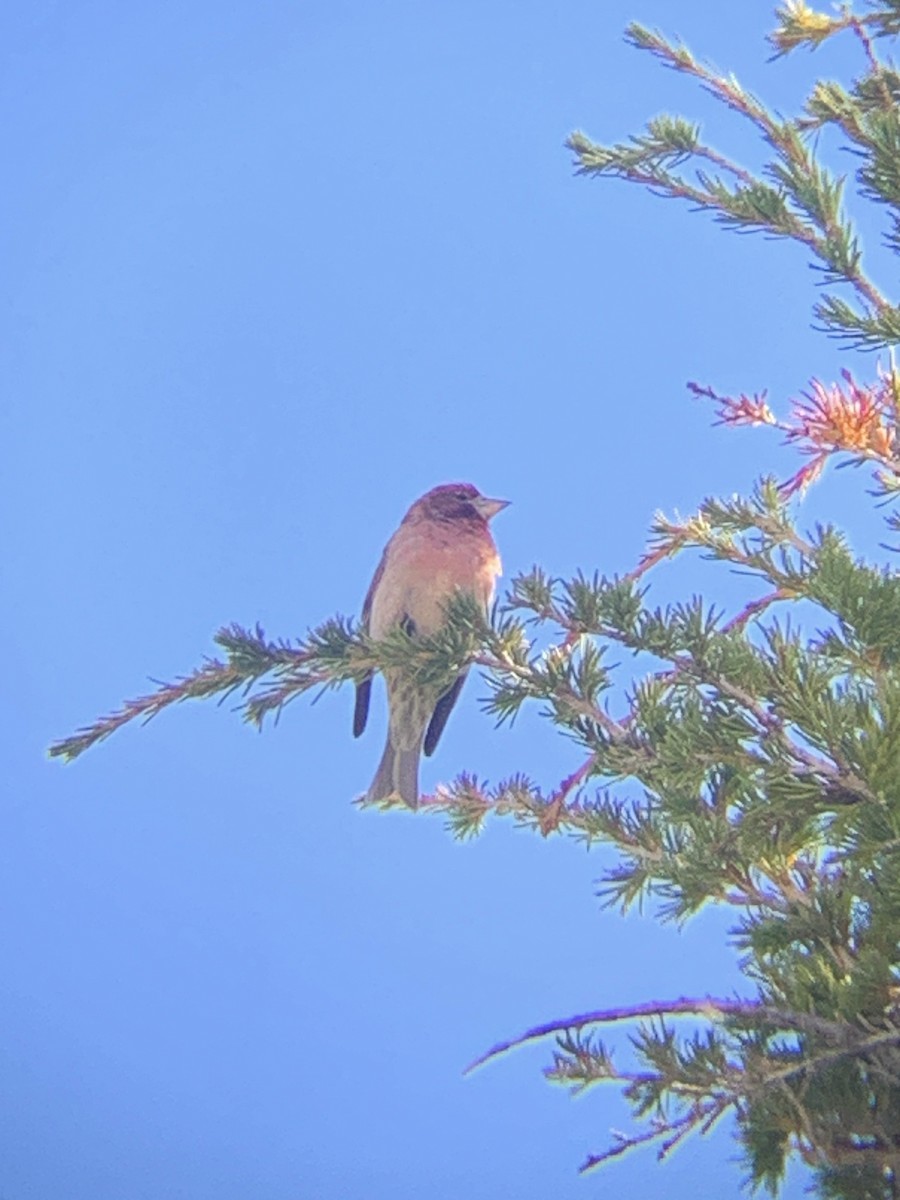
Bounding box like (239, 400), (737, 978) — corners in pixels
(366, 735), (421, 808)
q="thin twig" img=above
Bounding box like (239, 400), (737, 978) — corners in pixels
(464, 995), (849, 1074)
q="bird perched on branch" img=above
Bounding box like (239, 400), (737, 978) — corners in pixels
(354, 482), (509, 808)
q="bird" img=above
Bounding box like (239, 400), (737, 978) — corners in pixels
(353, 482), (509, 808)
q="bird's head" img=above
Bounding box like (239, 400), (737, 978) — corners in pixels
(411, 482), (510, 525)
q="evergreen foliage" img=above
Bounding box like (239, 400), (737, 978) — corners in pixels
(50, 4), (900, 1194)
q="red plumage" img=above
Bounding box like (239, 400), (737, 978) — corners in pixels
(354, 483), (508, 806)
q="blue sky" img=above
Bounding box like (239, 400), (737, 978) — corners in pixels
(4, 3), (887, 1197)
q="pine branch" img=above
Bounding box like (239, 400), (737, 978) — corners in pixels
(578, 1097), (732, 1173)
(49, 619), (369, 761)
(465, 995), (853, 1074)
(469, 995), (900, 1180)
(49, 595), (510, 762)
(47, 624), (302, 761)
(568, 20), (897, 347)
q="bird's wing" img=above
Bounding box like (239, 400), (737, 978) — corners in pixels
(353, 546), (389, 738)
(353, 676), (372, 738)
(360, 544), (387, 633)
(423, 670), (468, 757)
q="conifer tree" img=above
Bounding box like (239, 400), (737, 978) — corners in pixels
(51, 4), (900, 1194)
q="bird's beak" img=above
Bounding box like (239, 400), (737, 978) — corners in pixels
(474, 496), (510, 520)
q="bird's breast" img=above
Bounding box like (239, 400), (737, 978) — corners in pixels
(369, 526), (501, 640)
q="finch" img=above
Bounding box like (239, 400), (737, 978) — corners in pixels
(353, 483), (509, 808)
